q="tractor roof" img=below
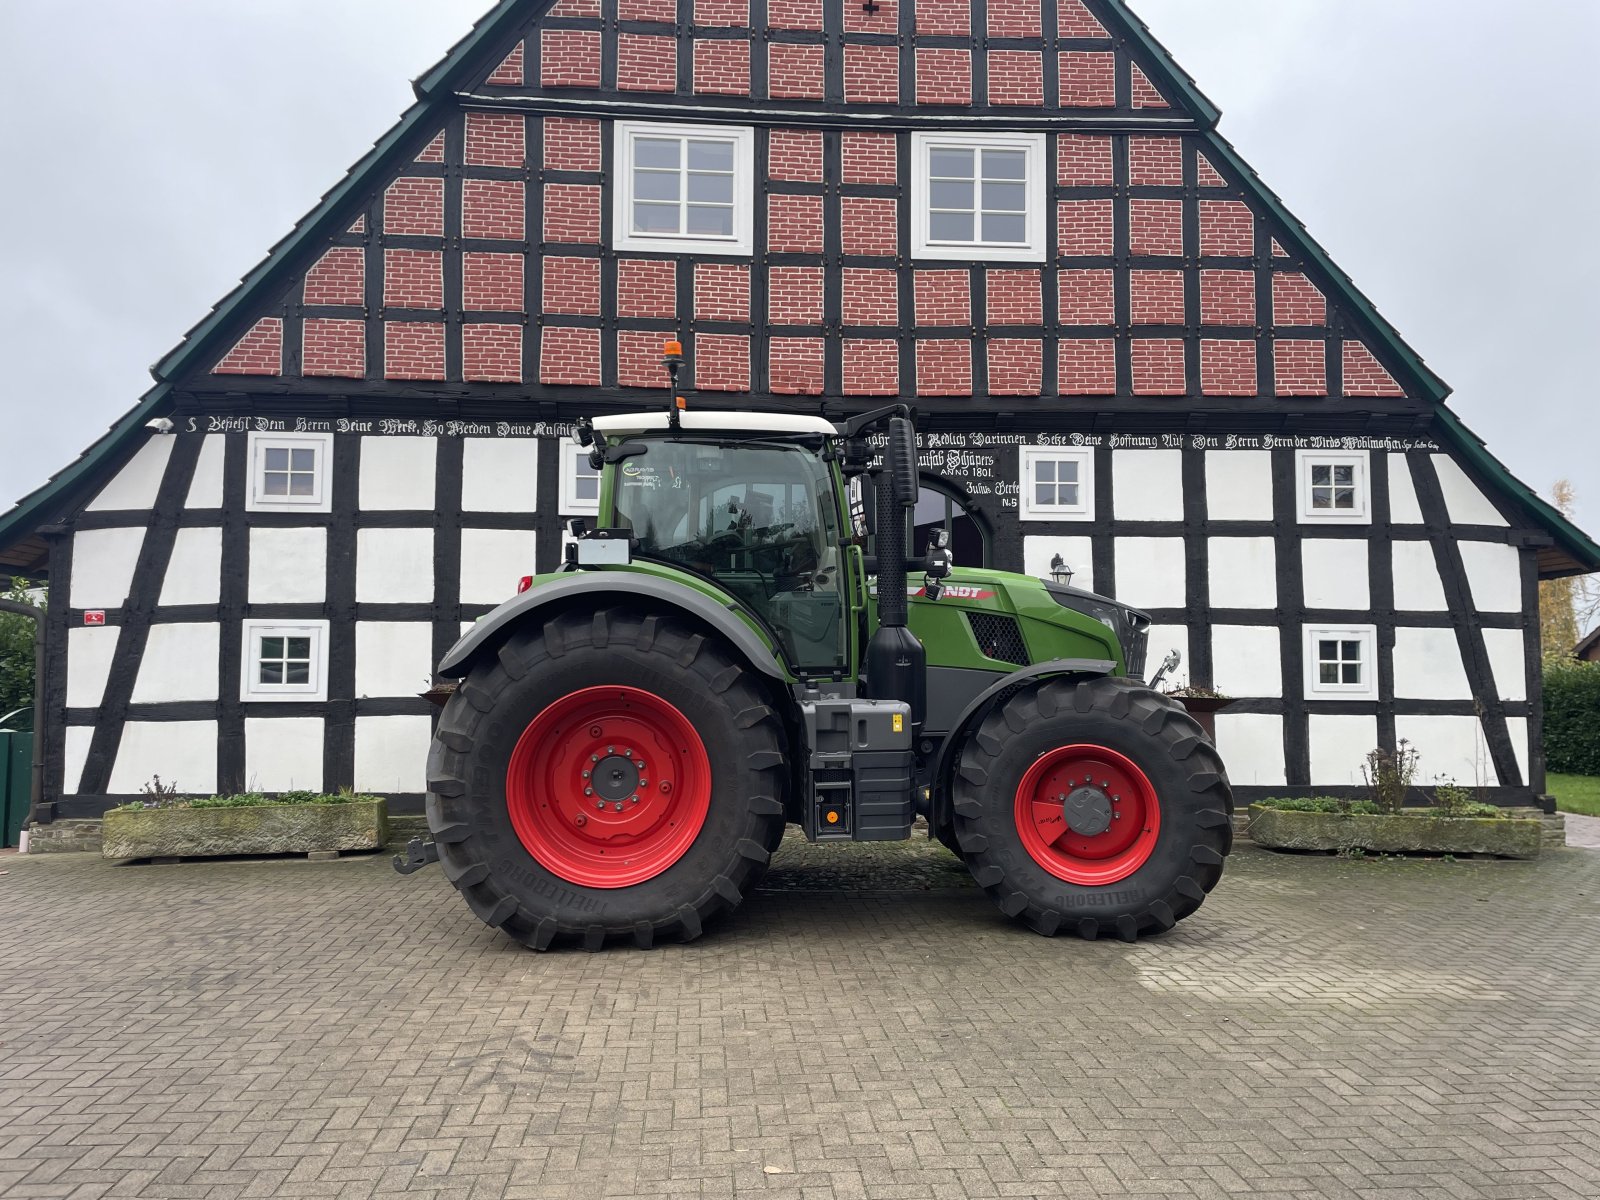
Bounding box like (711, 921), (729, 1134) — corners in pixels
(591, 413), (838, 437)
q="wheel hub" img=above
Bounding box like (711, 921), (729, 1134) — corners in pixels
(1062, 785), (1112, 836)
(592, 754), (640, 803)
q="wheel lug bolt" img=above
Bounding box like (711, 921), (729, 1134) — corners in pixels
(607, 745), (615, 754)
(613, 802), (623, 812)
(635, 760), (645, 769)
(595, 799), (605, 810)
(581, 770), (590, 780)
(622, 748), (632, 757)
(630, 795), (639, 804)
(591, 754), (599, 764)
(1101, 781), (1110, 789)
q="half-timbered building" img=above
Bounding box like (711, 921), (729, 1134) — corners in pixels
(4, 0), (1597, 826)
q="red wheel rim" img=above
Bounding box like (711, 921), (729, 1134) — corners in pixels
(505, 686), (711, 888)
(1014, 744), (1161, 886)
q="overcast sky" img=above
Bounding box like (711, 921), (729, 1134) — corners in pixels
(2, 0), (1596, 542)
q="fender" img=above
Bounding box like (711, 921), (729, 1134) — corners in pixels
(436, 572), (789, 680)
(929, 657), (1117, 838)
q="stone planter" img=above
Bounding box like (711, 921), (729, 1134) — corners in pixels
(102, 800), (389, 862)
(1247, 804), (1541, 859)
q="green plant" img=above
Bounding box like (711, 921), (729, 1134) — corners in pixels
(1362, 740), (1419, 814)
(1544, 660), (1600, 776)
(0, 578), (45, 715)
(1257, 796), (1380, 815)
(113, 790), (383, 812)
(1549, 773), (1600, 817)
(1162, 685), (1231, 700)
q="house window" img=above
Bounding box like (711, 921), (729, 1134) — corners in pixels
(247, 432), (333, 513)
(242, 619), (329, 702)
(1019, 446), (1094, 521)
(911, 132), (1047, 263)
(559, 439), (601, 515)
(1295, 451), (1369, 524)
(1302, 624), (1378, 700)
(613, 121), (754, 256)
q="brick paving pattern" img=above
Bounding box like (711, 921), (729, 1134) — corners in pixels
(2, 837), (1599, 1198)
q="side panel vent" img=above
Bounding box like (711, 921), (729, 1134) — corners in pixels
(966, 612), (1029, 666)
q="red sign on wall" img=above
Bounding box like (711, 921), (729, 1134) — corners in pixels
(83, 611), (106, 626)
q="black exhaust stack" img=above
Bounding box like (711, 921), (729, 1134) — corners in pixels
(864, 417), (926, 729)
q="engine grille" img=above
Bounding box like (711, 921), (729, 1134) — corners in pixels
(966, 612), (1029, 666)
(1123, 613), (1151, 679)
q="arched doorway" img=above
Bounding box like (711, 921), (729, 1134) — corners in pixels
(912, 478), (991, 568)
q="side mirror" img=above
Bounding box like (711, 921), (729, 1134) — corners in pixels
(886, 416), (918, 508)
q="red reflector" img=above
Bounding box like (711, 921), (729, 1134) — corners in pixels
(517, 576), (534, 594)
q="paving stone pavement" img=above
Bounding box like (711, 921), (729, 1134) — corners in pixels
(2, 837), (1599, 1200)
(1564, 812), (1600, 850)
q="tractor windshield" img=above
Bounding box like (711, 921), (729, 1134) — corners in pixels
(611, 439), (847, 671)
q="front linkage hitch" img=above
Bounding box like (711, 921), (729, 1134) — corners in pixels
(392, 837), (440, 875)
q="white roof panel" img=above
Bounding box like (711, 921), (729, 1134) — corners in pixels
(590, 412), (837, 436)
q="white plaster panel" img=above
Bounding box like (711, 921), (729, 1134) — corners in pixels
(1022, 536), (1094, 592)
(1391, 541), (1447, 611)
(1300, 539), (1370, 611)
(66, 626), (120, 709)
(63, 725), (94, 795)
(131, 623), (220, 704)
(244, 717), (325, 793)
(460, 529), (538, 605)
(1207, 538), (1276, 610)
(1213, 712), (1286, 787)
(69, 528), (146, 610)
(248, 527), (327, 605)
(461, 439), (540, 513)
(1205, 451), (1274, 522)
(1395, 714), (1496, 787)
(1387, 454), (1424, 524)
(1481, 627), (1528, 703)
(356, 528), (435, 603)
(354, 715), (432, 793)
(355, 622), (436, 698)
(1458, 542), (1522, 613)
(108, 720), (218, 795)
(1505, 717), (1529, 786)
(1141, 625), (1189, 688)
(1433, 454), (1508, 527)
(1210, 625), (1282, 698)
(1307, 715), (1379, 786)
(1392, 627), (1472, 701)
(358, 437), (437, 510)
(1113, 537), (1185, 610)
(86, 435), (175, 512)
(185, 434), (226, 509)
(158, 527), (223, 607)
(1111, 449), (1183, 521)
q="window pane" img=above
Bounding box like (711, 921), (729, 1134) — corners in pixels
(263, 473), (288, 497)
(1311, 489), (1331, 509)
(982, 149), (1027, 179)
(1341, 663), (1361, 684)
(1333, 488), (1354, 509)
(261, 637), (283, 659)
(289, 475), (315, 497)
(1319, 663), (1339, 684)
(633, 202), (680, 233)
(1060, 460), (1079, 482)
(1035, 461), (1056, 482)
(687, 172), (733, 203)
(287, 637), (312, 659)
(1333, 465), (1354, 485)
(576, 476), (600, 501)
(1310, 465), (1331, 486)
(290, 448), (316, 471)
(687, 139), (735, 171)
(264, 448), (289, 471)
(1059, 483), (1079, 507)
(634, 169), (680, 201)
(259, 662), (284, 685)
(1341, 641), (1361, 661)
(634, 137), (679, 169)
(285, 662), (310, 686)
(929, 179), (974, 210)
(929, 211), (973, 242)
(686, 205), (734, 236)
(1317, 640), (1337, 661)
(929, 147), (974, 178)
(982, 180), (1027, 213)
(981, 212), (1026, 244)
(1035, 483), (1054, 506)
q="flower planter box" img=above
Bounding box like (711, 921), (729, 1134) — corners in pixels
(102, 800), (389, 862)
(1172, 695), (1232, 740)
(1247, 804), (1541, 859)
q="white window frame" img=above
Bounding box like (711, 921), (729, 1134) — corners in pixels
(246, 431), (333, 514)
(1302, 624), (1378, 701)
(1019, 446), (1094, 522)
(241, 619), (330, 703)
(612, 121), (755, 256)
(910, 131), (1047, 263)
(558, 438), (601, 516)
(1295, 450), (1370, 524)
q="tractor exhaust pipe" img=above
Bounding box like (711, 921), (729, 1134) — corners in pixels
(864, 417), (925, 728)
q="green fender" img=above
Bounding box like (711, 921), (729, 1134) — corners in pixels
(436, 572), (789, 681)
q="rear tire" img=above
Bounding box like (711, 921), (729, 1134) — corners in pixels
(426, 608), (788, 950)
(950, 675), (1232, 941)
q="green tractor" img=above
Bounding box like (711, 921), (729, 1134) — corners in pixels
(406, 389), (1232, 949)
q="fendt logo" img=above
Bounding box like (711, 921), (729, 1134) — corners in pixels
(908, 585), (995, 601)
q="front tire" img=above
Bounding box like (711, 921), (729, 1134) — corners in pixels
(426, 608), (788, 950)
(950, 676), (1232, 940)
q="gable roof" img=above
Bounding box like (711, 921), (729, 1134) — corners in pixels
(2, 0), (1596, 580)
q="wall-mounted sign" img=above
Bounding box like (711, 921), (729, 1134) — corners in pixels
(83, 611), (106, 626)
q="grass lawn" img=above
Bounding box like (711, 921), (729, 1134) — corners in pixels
(1549, 773), (1600, 817)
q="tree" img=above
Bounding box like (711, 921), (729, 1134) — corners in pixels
(0, 578), (46, 715)
(1540, 480), (1599, 658)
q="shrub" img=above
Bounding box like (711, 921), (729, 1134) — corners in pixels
(1544, 659), (1600, 776)
(1257, 796), (1380, 815)
(1362, 741), (1419, 813)
(113, 790), (381, 813)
